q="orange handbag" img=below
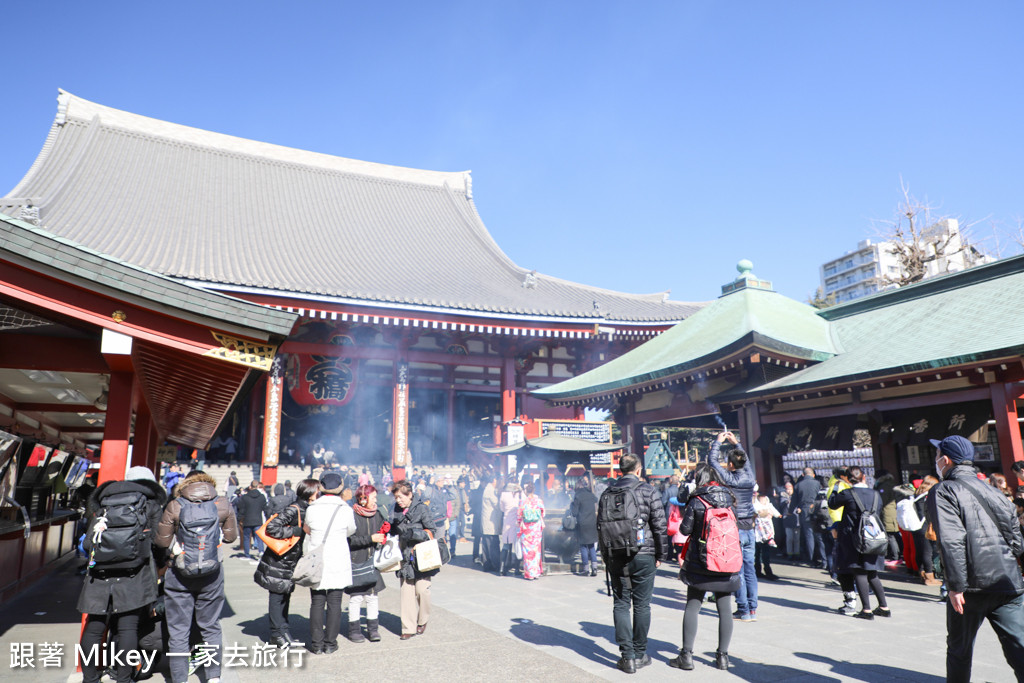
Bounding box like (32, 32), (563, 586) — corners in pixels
(256, 505), (302, 556)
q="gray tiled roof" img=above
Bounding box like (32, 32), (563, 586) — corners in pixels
(2, 91), (703, 324)
(0, 212), (298, 340)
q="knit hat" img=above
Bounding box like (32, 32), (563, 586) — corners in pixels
(125, 466), (156, 482)
(929, 435), (974, 464)
(320, 471), (344, 494)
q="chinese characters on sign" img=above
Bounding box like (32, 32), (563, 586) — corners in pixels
(539, 421), (612, 443)
(262, 355), (284, 468)
(9, 642), (305, 670)
(392, 362), (409, 469)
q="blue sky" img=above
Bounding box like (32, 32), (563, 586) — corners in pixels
(2, 2), (1022, 303)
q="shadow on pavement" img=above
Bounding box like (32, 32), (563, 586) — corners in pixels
(703, 654), (843, 682)
(795, 651), (945, 682)
(578, 620), (679, 662)
(757, 594), (837, 614)
(509, 617), (618, 668)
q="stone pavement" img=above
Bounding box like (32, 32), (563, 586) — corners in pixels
(0, 545), (1018, 682)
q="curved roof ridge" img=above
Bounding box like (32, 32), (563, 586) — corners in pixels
(57, 89), (471, 195)
(534, 269), (704, 306)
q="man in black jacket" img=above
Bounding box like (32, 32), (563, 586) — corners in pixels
(599, 454), (667, 674)
(929, 434), (1024, 683)
(237, 481), (268, 561)
(706, 431), (759, 621)
(793, 466), (825, 568)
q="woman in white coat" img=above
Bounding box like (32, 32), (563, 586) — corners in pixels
(303, 471), (356, 654)
(499, 481), (523, 575)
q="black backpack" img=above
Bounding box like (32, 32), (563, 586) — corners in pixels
(88, 490), (151, 571)
(597, 479), (644, 560)
(173, 498), (222, 577)
(850, 490), (887, 556)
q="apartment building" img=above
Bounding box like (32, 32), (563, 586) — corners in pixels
(820, 220), (991, 303)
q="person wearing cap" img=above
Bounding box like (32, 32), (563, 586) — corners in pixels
(78, 466), (167, 683)
(928, 434), (1024, 682)
(303, 471), (357, 654)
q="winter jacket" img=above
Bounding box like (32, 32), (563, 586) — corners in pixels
(600, 474), (668, 561)
(391, 495), (438, 580)
(346, 507), (387, 595)
(828, 484), (885, 573)
(154, 479), (239, 576)
(253, 500), (307, 594)
(825, 476), (850, 524)
(77, 479), (167, 615)
(570, 488), (599, 546)
(268, 484), (295, 516)
(500, 487), (524, 544)
(679, 483), (741, 593)
(928, 465), (1024, 595)
(303, 494), (357, 590)
(481, 483), (501, 535)
(237, 488), (269, 527)
(706, 441), (756, 529)
(874, 473), (900, 533)
(793, 475), (821, 514)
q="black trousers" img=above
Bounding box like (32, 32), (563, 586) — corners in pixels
(268, 590), (292, 639)
(309, 589), (344, 647)
(947, 591), (1024, 683)
(81, 609), (143, 683)
(481, 535), (501, 571)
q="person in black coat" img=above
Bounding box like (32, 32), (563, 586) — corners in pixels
(238, 481), (269, 559)
(669, 464), (740, 672)
(570, 478), (599, 576)
(345, 484), (389, 643)
(254, 478), (319, 648)
(828, 466), (890, 620)
(78, 466), (166, 683)
(390, 480), (437, 639)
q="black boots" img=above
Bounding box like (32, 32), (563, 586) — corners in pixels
(366, 619), (381, 642)
(715, 651), (729, 670)
(668, 650), (694, 670)
(348, 619), (365, 643)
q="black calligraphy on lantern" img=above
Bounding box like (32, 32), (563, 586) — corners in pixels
(305, 355), (353, 402)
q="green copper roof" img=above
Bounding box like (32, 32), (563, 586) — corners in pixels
(534, 280), (838, 401)
(733, 253), (1024, 397)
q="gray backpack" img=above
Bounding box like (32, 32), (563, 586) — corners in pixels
(174, 499), (221, 577)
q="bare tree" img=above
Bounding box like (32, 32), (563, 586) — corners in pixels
(874, 180), (984, 287)
(806, 286), (837, 310)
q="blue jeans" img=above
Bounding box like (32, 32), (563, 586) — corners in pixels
(736, 528), (758, 614)
(947, 591), (1024, 683)
(800, 512), (825, 565)
(580, 543), (597, 569)
(242, 525), (264, 558)
(609, 554), (657, 659)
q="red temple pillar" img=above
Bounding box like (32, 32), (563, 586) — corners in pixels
(260, 356), (284, 486)
(501, 356), (516, 424)
(991, 382), (1024, 477)
(98, 371), (136, 485)
(131, 401), (154, 468)
(392, 360), (410, 481)
(445, 367), (456, 463)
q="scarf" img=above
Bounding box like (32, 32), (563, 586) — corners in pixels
(354, 501), (378, 518)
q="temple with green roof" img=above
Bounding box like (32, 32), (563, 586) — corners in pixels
(533, 259), (1024, 486)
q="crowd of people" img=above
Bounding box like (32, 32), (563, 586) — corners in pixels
(75, 430), (1024, 682)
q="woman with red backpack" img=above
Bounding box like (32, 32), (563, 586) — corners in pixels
(669, 463), (740, 672)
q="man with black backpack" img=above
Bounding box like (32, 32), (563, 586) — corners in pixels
(78, 465), (166, 683)
(598, 453), (667, 674)
(155, 470), (238, 683)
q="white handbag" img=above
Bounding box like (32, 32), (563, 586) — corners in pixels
(374, 536), (402, 572)
(414, 537), (443, 572)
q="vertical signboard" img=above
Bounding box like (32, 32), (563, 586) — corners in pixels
(392, 361), (410, 481)
(261, 355), (283, 485)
